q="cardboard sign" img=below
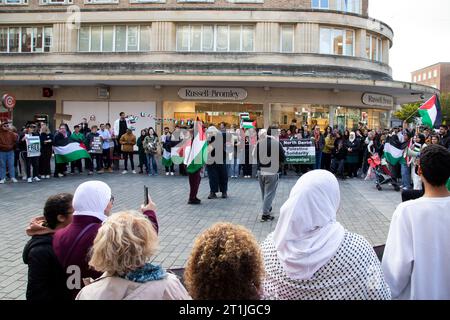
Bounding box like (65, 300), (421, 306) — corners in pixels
(26, 135), (41, 158)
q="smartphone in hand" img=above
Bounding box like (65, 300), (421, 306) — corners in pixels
(144, 185), (149, 205)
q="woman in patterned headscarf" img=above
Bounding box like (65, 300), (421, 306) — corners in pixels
(261, 170), (391, 300)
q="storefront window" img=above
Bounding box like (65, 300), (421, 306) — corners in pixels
(163, 102), (263, 130)
(270, 104), (330, 131)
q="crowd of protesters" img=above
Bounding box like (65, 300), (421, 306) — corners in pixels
(21, 143), (450, 300)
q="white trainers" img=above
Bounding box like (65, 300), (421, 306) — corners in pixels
(33, 177), (41, 182)
(58, 173), (64, 178)
(0, 179), (5, 184)
(22, 176), (27, 181)
(122, 170), (128, 174)
(11, 178), (18, 183)
(166, 172), (170, 176)
(132, 170), (136, 174)
(170, 172), (174, 176)
(27, 177), (32, 183)
(45, 175), (50, 179)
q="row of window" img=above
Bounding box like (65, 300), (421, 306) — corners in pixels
(413, 70), (438, 82)
(0, 27), (52, 52)
(0, 24), (383, 62)
(0, 0), (360, 9)
(78, 25), (151, 52)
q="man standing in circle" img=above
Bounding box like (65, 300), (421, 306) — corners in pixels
(113, 112), (131, 165)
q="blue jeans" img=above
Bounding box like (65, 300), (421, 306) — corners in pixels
(146, 154), (158, 175)
(315, 150), (323, 170)
(228, 158), (240, 176)
(0, 150), (15, 179)
(401, 163), (411, 189)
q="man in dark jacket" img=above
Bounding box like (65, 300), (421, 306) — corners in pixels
(256, 127), (286, 222)
(439, 125), (450, 150)
(206, 126), (229, 199)
(22, 193), (74, 300)
(53, 124), (70, 177)
(0, 121), (18, 183)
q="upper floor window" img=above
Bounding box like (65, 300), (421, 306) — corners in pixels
(0, 26), (52, 53)
(418, 74), (421, 82)
(428, 71), (432, 79)
(366, 34), (382, 62)
(0, 0), (29, 5)
(84, 0), (119, 4)
(78, 25), (151, 52)
(422, 73), (426, 81)
(336, 0), (361, 14)
(434, 69), (438, 78)
(312, 0), (329, 9)
(176, 25), (254, 52)
(320, 27), (354, 56)
(280, 25), (294, 53)
(40, 0), (73, 4)
(129, 0), (165, 3)
(413, 76), (417, 83)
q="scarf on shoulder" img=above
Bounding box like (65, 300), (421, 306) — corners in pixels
(121, 263), (167, 283)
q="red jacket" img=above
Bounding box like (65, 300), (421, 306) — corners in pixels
(53, 210), (158, 299)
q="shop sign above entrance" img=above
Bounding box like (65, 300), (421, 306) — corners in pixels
(361, 93), (394, 108)
(178, 88), (247, 101)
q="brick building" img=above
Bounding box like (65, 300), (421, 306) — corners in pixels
(412, 62), (450, 94)
(0, 0), (437, 131)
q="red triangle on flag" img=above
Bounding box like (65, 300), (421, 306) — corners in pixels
(419, 95), (436, 111)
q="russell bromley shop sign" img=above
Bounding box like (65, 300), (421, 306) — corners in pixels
(362, 93), (394, 108)
(178, 88), (248, 101)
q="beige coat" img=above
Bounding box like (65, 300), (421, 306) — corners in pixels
(76, 272), (192, 300)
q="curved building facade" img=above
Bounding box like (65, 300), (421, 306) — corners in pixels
(0, 0), (438, 131)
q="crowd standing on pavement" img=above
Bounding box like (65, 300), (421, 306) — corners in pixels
(2, 113), (450, 300)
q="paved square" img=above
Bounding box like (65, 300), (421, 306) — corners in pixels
(0, 171), (401, 300)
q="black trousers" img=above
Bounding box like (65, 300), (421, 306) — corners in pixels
(179, 164), (187, 176)
(102, 148), (111, 169)
(39, 148), (52, 176)
(71, 159), (83, 173)
(88, 154), (103, 171)
(123, 152), (134, 170)
(165, 163), (175, 173)
(24, 154), (39, 178)
(321, 152), (332, 171)
(207, 164), (228, 193)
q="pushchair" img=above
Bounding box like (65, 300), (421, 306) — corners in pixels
(367, 154), (400, 192)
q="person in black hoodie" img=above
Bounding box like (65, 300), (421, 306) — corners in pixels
(53, 124), (70, 178)
(23, 193), (73, 301)
(331, 131), (347, 180)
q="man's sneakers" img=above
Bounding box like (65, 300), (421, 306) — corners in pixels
(1, 178), (19, 184)
(11, 178), (18, 183)
(208, 192), (218, 199)
(166, 172), (170, 176)
(107, 168), (113, 173)
(33, 177), (41, 182)
(221, 192), (228, 199)
(122, 170), (128, 174)
(22, 176), (27, 181)
(170, 172), (174, 176)
(27, 177), (32, 183)
(260, 214), (275, 222)
(132, 170), (137, 174)
(0, 179), (5, 184)
(58, 173), (64, 178)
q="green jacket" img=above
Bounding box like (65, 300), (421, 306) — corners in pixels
(70, 132), (85, 144)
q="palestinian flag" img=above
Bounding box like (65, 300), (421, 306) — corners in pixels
(418, 95), (442, 128)
(185, 121), (207, 174)
(383, 135), (407, 166)
(161, 149), (172, 167)
(171, 138), (190, 165)
(241, 119), (257, 129)
(54, 142), (91, 164)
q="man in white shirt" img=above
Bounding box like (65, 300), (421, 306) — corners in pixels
(382, 144), (450, 300)
(99, 123), (112, 173)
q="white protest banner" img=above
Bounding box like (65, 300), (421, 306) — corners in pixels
(26, 135), (41, 158)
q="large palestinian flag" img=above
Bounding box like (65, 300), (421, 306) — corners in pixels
(185, 121), (207, 174)
(383, 135), (408, 166)
(54, 142), (91, 164)
(161, 149), (172, 167)
(419, 95), (442, 128)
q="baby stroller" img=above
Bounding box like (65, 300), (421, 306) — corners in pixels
(367, 154), (400, 192)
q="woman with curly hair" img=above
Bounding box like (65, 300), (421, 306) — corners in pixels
(184, 222), (264, 300)
(76, 211), (190, 300)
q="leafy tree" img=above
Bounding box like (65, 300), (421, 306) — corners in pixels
(440, 92), (450, 125)
(394, 102), (421, 124)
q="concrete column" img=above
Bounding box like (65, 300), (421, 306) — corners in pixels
(152, 22), (175, 51)
(298, 23), (319, 53)
(263, 102), (271, 129)
(52, 23), (77, 53)
(255, 22), (278, 52)
(329, 105), (336, 129)
(355, 28), (367, 59)
(382, 39), (390, 65)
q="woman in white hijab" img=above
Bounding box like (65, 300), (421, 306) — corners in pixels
(261, 170), (391, 300)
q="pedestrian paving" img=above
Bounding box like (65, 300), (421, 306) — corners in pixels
(0, 172), (401, 300)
